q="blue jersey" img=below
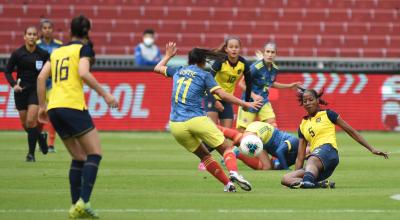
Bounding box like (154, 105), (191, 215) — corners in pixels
(166, 65), (221, 122)
(37, 38), (62, 89)
(242, 60), (278, 113)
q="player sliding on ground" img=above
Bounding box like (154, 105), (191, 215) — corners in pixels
(153, 42), (262, 192)
(216, 122), (299, 170)
(281, 89), (389, 189)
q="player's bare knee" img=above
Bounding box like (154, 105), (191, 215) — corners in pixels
(25, 119), (37, 128)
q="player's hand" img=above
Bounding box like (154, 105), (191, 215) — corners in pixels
(371, 148), (389, 159)
(38, 107), (49, 124)
(104, 93), (119, 109)
(165, 42), (178, 58)
(215, 100), (224, 112)
(13, 79), (24, 93)
(255, 50), (264, 60)
(244, 99), (263, 110)
(252, 93), (263, 102)
(290, 82), (303, 90)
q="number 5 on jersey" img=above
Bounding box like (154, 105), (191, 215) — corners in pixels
(175, 77), (192, 103)
(54, 57), (69, 83)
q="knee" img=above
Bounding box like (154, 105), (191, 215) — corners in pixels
(25, 119), (37, 128)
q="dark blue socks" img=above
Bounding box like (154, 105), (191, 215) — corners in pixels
(69, 160), (85, 204)
(81, 154), (102, 203)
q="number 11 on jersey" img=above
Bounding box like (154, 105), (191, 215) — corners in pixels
(175, 77), (192, 103)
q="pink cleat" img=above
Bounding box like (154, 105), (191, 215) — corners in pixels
(198, 162), (206, 171)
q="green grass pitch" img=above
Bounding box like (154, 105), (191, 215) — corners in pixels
(0, 131), (399, 220)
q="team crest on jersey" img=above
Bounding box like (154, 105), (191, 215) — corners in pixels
(35, 60), (43, 70)
(237, 69), (242, 75)
(316, 117), (321, 122)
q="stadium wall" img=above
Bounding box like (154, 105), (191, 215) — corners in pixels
(0, 71), (399, 131)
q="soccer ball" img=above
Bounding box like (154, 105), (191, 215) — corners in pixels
(239, 134), (263, 156)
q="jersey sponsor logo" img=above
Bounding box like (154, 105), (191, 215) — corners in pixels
(35, 60), (44, 70)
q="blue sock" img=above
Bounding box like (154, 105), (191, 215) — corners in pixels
(303, 171), (316, 183)
(81, 154), (102, 203)
(69, 160), (84, 204)
(26, 127), (40, 155)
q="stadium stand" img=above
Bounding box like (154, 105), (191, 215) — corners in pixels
(0, 0), (399, 57)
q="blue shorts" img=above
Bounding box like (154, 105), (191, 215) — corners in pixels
(309, 144), (339, 181)
(48, 108), (95, 139)
(282, 134), (299, 167)
(204, 95), (233, 119)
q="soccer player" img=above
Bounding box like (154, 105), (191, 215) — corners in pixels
(205, 36), (252, 128)
(281, 89), (389, 189)
(217, 122), (299, 170)
(236, 42), (301, 131)
(4, 26), (49, 162)
(37, 18), (63, 153)
(37, 15), (118, 218)
(154, 42), (262, 192)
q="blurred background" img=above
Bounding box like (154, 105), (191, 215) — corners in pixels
(0, 0), (399, 131)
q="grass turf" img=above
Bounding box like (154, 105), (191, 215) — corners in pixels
(0, 131), (399, 220)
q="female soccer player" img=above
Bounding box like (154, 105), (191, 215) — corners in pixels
(4, 26), (49, 162)
(205, 36), (252, 128)
(236, 42), (302, 131)
(37, 15), (118, 218)
(281, 89), (389, 189)
(154, 42), (262, 192)
(217, 122), (299, 170)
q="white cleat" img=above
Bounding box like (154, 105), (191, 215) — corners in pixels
(223, 182), (236, 192)
(229, 172), (252, 191)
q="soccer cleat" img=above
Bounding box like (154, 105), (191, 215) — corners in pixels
(317, 180), (335, 189)
(229, 172), (252, 191)
(26, 154), (36, 162)
(301, 181), (316, 189)
(38, 132), (49, 155)
(68, 204), (79, 219)
(48, 145), (56, 153)
(223, 182), (236, 192)
(289, 181), (303, 189)
(71, 198), (99, 219)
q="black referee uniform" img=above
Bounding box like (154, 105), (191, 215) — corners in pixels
(4, 45), (49, 110)
(4, 45), (49, 161)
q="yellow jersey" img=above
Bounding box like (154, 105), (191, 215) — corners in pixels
(246, 121), (276, 145)
(210, 56), (250, 100)
(298, 110), (339, 152)
(47, 41), (94, 111)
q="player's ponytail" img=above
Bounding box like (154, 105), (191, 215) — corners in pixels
(297, 88), (328, 106)
(71, 15), (91, 39)
(188, 48), (225, 65)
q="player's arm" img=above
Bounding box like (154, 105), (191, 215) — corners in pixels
(295, 127), (308, 170)
(37, 61), (51, 123)
(4, 52), (20, 90)
(154, 42), (177, 75)
(79, 57), (118, 108)
(272, 81), (302, 89)
(212, 88), (262, 110)
(336, 116), (389, 159)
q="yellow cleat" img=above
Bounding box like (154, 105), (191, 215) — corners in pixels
(69, 199), (99, 219)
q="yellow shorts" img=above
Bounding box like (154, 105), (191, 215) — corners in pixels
(169, 116), (225, 152)
(236, 102), (276, 129)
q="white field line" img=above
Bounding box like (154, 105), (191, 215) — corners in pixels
(0, 209), (399, 214)
(391, 194), (400, 201)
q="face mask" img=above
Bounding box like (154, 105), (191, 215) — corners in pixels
(143, 37), (154, 46)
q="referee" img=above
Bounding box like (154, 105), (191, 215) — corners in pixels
(4, 26), (49, 162)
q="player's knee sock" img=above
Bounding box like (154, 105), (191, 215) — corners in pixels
(237, 153), (264, 170)
(69, 160), (84, 204)
(223, 150), (238, 172)
(202, 155), (230, 185)
(217, 125), (243, 145)
(48, 125), (56, 146)
(26, 127), (40, 155)
(81, 154), (102, 203)
(303, 171), (316, 183)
